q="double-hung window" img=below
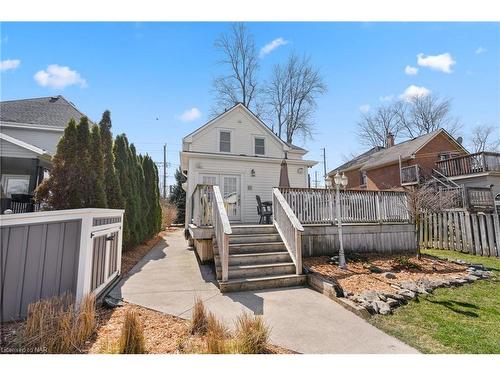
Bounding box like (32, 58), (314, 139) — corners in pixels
(219, 130), (231, 153)
(254, 137), (265, 155)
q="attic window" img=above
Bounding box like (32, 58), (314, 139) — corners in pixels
(254, 137), (265, 155)
(219, 130), (231, 152)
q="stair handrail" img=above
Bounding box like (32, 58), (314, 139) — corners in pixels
(432, 168), (460, 188)
(272, 188), (304, 275)
(211, 185), (232, 282)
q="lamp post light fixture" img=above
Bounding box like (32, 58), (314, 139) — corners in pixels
(334, 172), (348, 269)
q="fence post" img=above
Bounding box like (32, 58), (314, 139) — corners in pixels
(75, 212), (94, 304)
(376, 191), (382, 223)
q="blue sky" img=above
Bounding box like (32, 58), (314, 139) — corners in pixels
(1, 22), (499, 187)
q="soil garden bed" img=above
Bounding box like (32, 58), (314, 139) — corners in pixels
(304, 254), (493, 316)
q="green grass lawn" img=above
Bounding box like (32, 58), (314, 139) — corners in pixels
(371, 249), (500, 354)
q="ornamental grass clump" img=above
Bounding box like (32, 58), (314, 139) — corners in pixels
(190, 297), (208, 335)
(233, 312), (270, 354)
(22, 293), (96, 353)
(205, 312), (230, 354)
(118, 309), (146, 354)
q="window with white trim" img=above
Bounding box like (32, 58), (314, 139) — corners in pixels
(1, 174), (31, 197)
(254, 137), (265, 155)
(219, 130), (231, 153)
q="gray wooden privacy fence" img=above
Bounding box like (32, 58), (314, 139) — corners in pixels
(1, 208), (124, 322)
(419, 210), (500, 257)
(279, 188), (410, 224)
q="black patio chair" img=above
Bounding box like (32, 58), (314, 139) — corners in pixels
(256, 195), (272, 224)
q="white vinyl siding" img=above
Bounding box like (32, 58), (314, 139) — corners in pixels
(187, 156), (308, 223)
(254, 137), (265, 155)
(219, 130), (231, 153)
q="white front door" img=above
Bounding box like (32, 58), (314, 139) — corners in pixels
(222, 175), (241, 222)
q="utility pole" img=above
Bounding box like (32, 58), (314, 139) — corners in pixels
(321, 148), (327, 179)
(314, 170), (319, 188)
(163, 143), (167, 199)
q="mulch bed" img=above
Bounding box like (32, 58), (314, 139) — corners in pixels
(88, 303), (295, 354)
(304, 254), (468, 295)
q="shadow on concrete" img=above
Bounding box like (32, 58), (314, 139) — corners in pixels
(224, 292), (265, 315)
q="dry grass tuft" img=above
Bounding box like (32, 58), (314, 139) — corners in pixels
(160, 199), (178, 229)
(205, 312), (230, 354)
(117, 309), (146, 354)
(22, 293), (96, 353)
(190, 297), (208, 335)
(233, 312), (270, 354)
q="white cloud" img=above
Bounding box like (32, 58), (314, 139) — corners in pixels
(400, 85), (431, 102)
(417, 52), (456, 73)
(379, 95), (394, 102)
(475, 46), (486, 54)
(178, 107), (201, 122)
(0, 59), (20, 72)
(359, 104), (371, 113)
(404, 65), (418, 75)
(34, 64), (87, 89)
(259, 37), (289, 58)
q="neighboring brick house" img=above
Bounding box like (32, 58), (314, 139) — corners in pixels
(328, 129), (468, 191)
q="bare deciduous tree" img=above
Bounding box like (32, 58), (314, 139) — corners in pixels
(469, 124), (500, 153)
(396, 95), (462, 138)
(357, 94), (462, 149)
(402, 181), (461, 258)
(212, 23), (259, 114)
(356, 104), (401, 148)
(265, 53), (327, 143)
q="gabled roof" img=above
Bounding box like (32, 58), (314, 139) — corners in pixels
(329, 128), (468, 174)
(183, 102), (307, 154)
(0, 95), (89, 129)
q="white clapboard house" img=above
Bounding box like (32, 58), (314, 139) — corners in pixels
(181, 103), (317, 225)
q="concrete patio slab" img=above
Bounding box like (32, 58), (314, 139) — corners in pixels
(110, 229), (418, 354)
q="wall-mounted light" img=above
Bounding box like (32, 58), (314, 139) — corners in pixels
(251, 169), (256, 177)
(297, 167), (304, 174)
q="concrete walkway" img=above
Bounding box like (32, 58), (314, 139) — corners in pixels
(110, 229), (418, 354)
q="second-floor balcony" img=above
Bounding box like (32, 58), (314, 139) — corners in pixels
(400, 164), (420, 185)
(436, 152), (500, 177)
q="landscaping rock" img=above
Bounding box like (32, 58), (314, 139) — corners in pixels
(385, 298), (400, 308)
(369, 265), (384, 274)
(378, 293), (387, 302)
(466, 274), (479, 281)
(374, 301), (391, 315)
(384, 293), (406, 302)
(384, 272), (397, 279)
(470, 263), (485, 270)
(361, 290), (380, 302)
(370, 301), (379, 314)
(399, 289), (416, 300)
(399, 281), (418, 293)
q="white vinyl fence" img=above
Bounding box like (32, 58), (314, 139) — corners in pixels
(279, 188), (409, 224)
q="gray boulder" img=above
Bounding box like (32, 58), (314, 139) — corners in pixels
(384, 272), (397, 279)
(361, 290), (380, 302)
(399, 281), (418, 292)
(385, 298), (400, 308)
(399, 289), (416, 300)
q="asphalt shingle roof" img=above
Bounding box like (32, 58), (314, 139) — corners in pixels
(330, 129), (448, 173)
(0, 95), (89, 128)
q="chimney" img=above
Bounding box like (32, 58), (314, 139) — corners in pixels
(386, 132), (395, 148)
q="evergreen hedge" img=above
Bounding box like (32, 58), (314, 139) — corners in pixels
(36, 111), (161, 250)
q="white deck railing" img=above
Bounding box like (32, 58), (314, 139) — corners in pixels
(191, 184), (214, 227)
(211, 185), (232, 282)
(279, 188), (410, 224)
(272, 188), (304, 274)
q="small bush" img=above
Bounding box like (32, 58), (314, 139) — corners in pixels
(233, 312), (270, 354)
(118, 309), (146, 354)
(22, 293), (96, 353)
(205, 312), (230, 354)
(393, 256), (421, 270)
(190, 298), (208, 335)
(160, 199), (178, 229)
